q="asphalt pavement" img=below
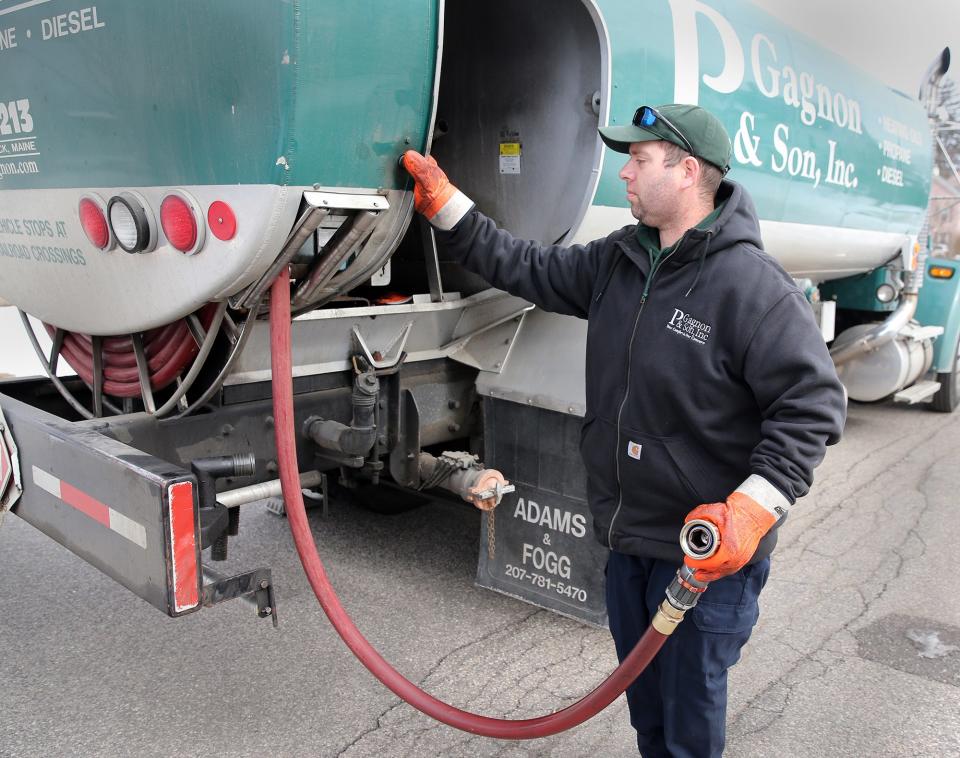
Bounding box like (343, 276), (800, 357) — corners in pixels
(1, 399), (958, 757)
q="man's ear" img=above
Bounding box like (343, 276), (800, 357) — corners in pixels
(680, 155), (701, 190)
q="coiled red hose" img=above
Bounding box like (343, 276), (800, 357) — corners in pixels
(270, 270), (670, 739)
(44, 304), (217, 398)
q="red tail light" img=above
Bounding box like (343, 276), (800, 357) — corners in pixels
(78, 196), (111, 250)
(160, 193), (202, 254)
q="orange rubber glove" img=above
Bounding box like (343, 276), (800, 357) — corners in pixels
(683, 491), (778, 582)
(401, 150), (474, 230)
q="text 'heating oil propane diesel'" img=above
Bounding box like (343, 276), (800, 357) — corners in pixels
(0, 0), (956, 736)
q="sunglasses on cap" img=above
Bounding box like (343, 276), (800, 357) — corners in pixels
(633, 105), (695, 155)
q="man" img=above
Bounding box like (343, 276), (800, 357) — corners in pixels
(402, 103), (845, 757)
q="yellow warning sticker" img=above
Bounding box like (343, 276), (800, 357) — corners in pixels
(499, 142), (521, 157)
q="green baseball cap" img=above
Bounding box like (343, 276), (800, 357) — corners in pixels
(598, 104), (732, 174)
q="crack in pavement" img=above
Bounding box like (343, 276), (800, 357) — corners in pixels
(335, 608), (543, 757)
(337, 610), (625, 757)
(787, 415), (952, 541)
(729, 440), (949, 740)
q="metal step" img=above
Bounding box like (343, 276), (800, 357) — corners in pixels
(894, 380), (941, 404)
(898, 323), (945, 342)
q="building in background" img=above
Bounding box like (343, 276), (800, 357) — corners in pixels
(930, 173), (960, 257)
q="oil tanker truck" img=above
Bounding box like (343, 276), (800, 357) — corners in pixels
(0, 0), (956, 632)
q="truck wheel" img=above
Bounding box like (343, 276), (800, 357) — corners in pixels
(931, 334), (960, 413)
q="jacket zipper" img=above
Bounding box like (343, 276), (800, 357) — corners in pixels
(606, 237), (687, 549)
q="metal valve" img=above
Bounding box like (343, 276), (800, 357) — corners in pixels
(469, 477), (516, 510)
(679, 518), (720, 560)
(417, 451), (515, 511)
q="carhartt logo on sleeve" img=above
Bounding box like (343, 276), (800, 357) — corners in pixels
(627, 442), (643, 460)
(667, 308), (712, 345)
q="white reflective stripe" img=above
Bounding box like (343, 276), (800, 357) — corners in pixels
(32, 465), (61, 498)
(735, 474), (791, 518)
(108, 508), (148, 549)
(32, 465), (147, 549)
(430, 191), (474, 231)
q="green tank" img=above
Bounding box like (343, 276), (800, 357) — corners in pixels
(0, 0), (938, 332)
(0, 0), (438, 333)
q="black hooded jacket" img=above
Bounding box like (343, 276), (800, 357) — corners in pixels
(435, 180), (846, 563)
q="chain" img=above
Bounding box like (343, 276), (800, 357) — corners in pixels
(486, 507), (495, 560)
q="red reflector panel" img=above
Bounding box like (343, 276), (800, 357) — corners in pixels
(79, 198), (110, 249)
(161, 195), (199, 253)
(168, 481), (199, 612)
(207, 201), (237, 241)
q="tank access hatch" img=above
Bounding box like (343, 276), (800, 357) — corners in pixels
(432, 0), (606, 246)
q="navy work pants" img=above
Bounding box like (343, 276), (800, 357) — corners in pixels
(605, 551), (770, 758)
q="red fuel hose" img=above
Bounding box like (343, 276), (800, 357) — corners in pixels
(44, 304), (217, 398)
(270, 270), (670, 739)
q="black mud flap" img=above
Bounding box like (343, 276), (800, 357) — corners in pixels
(0, 393), (203, 617)
(476, 397), (608, 627)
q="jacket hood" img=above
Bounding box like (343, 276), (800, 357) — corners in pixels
(630, 180), (764, 268)
(676, 180), (762, 264)
(624, 180), (764, 297)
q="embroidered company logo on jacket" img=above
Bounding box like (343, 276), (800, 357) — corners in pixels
(667, 308), (713, 345)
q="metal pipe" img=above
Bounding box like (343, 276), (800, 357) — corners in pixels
(152, 301), (227, 417)
(830, 292), (918, 367)
(192, 453), (256, 561)
(304, 417), (378, 457)
(919, 47), (950, 116)
(292, 210), (380, 308)
(302, 369), (380, 457)
(131, 333), (156, 414)
(234, 207), (331, 310)
(170, 297), (260, 420)
(416, 451), (514, 510)
(18, 310), (94, 420)
(217, 470), (323, 508)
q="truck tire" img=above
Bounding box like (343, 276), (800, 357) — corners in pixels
(931, 334), (960, 413)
